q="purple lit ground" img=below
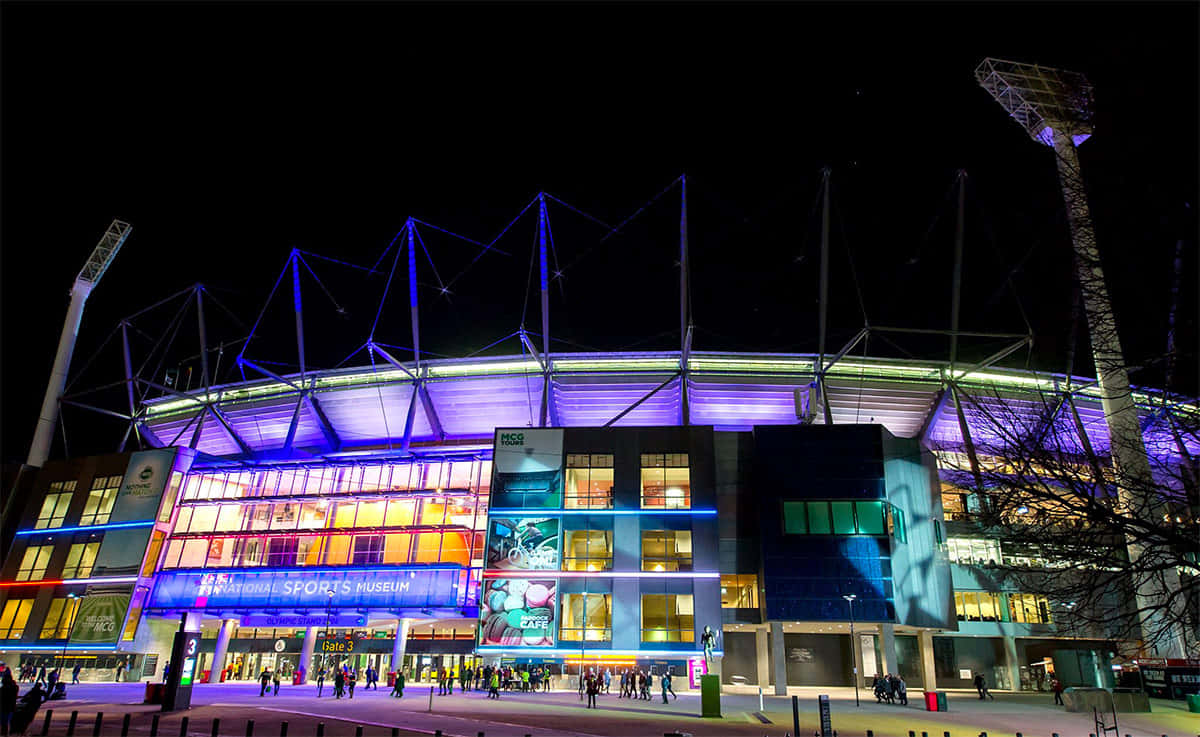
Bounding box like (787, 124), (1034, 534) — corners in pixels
(16, 681), (1196, 737)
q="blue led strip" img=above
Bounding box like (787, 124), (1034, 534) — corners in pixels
(15, 645), (119, 652)
(164, 563), (468, 575)
(488, 509), (717, 516)
(475, 647), (724, 658)
(16, 521), (155, 536)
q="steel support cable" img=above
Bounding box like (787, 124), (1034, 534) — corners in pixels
(599, 176), (682, 244)
(519, 335), (535, 427)
(371, 227), (406, 341)
(367, 346), (394, 451)
(465, 331), (522, 358)
(239, 253), (294, 362)
(442, 195), (540, 291)
(121, 284), (203, 323)
(519, 222), (539, 328)
(910, 175), (961, 266)
(63, 323), (122, 393)
(296, 253), (349, 316)
(854, 332), (870, 424)
(141, 293), (194, 393)
(412, 226), (448, 294)
(370, 228), (408, 275)
(831, 191), (871, 327)
(411, 218), (511, 255)
(133, 290), (192, 378)
(968, 188), (1037, 339)
(198, 289), (251, 333)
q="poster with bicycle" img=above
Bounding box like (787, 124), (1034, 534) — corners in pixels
(487, 517), (560, 570)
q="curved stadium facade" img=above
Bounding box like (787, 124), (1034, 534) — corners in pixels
(2, 346), (1196, 696)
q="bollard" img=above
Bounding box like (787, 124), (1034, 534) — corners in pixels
(211, 717), (220, 737)
(151, 713), (160, 737)
(180, 716), (189, 737)
(868, 732), (875, 737)
(41, 710), (52, 737)
(910, 732), (916, 737)
(428, 686), (435, 712)
(280, 722), (288, 737)
(246, 719), (255, 737)
(67, 711), (79, 737)
(122, 713), (133, 737)
(316, 723), (324, 737)
(93, 712), (104, 737)
(434, 732), (442, 737)
(355, 727), (363, 737)
(392, 730), (400, 737)
(792, 695), (800, 737)
(922, 733), (928, 737)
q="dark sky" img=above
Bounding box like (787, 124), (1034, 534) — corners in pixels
(2, 2), (1197, 463)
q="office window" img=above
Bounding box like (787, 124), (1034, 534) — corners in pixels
(36, 484), (75, 529)
(565, 454), (614, 509)
(39, 597), (81, 639)
(79, 475), (122, 526)
(641, 530), (693, 571)
(1008, 593), (1052, 624)
(352, 535), (384, 565)
(560, 593), (612, 641)
(16, 545), (54, 582)
(640, 453), (691, 509)
(855, 502), (886, 535)
(946, 538), (1001, 565)
(887, 504), (907, 543)
(808, 502), (832, 534)
(783, 500), (888, 536)
(62, 542), (101, 578)
(831, 502), (856, 534)
(563, 530), (613, 571)
(954, 591), (1009, 623)
(0, 599), (34, 639)
(641, 594), (694, 642)
(720, 574), (759, 608)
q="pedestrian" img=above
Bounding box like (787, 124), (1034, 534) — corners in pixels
(642, 671), (653, 700)
(272, 669), (281, 696)
(316, 666), (326, 697)
(973, 672), (993, 700)
(461, 666), (472, 693)
(603, 668), (611, 694)
(391, 670), (405, 698)
(488, 670), (500, 699)
(1, 669), (18, 737)
(367, 665), (378, 691)
(71, 663), (81, 685)
(662, 669), (676, 702)
(895, 674), (907, 705)
(585, 671), (598, 709)
(347, 669), (356, 698)
(334, 669), (345, 699)
(162, 661), (170, 684)
(1051, 677), (1064, 706)
(258, 669), (270, 697)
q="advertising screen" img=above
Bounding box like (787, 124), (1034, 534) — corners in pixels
(491, 429), (563, 508)
(69, 584), (134, 645)
(479, 578), (556, 647)
(486, 517), (560, 571)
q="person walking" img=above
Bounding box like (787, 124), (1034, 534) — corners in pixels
(643, 671), (653, 701)
(603, 668), (611, 694)
(272, 669), (281, 696)
(662, 670), (676, 702)
(1, 669), (18, 737)
(973, 672), (993, 700)
(391, 670), (405, 698)
(895, 674), (907, 705)
(316, 666), (326, 697)
(71, 664), (81, 685)
(585, 671), (599, 709)
(461, 666), (472, 693)
(259, 669), (271, 697)
(347, 669), (356, 699)
(1051, 677), (1065, 706)
(334, 668), (345, 699)
(488, 670), (500, 699)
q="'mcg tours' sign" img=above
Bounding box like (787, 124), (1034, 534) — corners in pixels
(146, 568), (464, 611)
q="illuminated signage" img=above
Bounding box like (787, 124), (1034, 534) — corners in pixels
(479, 578), (556, 648)
(241, 614), (366, 628)
(179, 634), (200, 686)
(147, 568), (464, 611)
(320, 639), (356, 654)
(486, 517), (560, 571)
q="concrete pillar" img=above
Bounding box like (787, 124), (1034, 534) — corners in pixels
(879, 623), (898, 676)
(755, 627), (770, 688)
(770, 621), (787, 695)
(1002, 635), (1022, 691)
(391, 618), (411, 674)
(298, 626), (317, 681)
(918, 630), (937, 691)
(850, 630), (864, 688)
(210, 619), (235, 683)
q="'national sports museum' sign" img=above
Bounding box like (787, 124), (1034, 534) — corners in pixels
(147, 568), (464, 611)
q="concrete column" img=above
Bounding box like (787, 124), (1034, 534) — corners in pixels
(879, 623), (898, 676)
(1002, 635), (1021, 691)
(770, 621), (787, 695)
(210, 619), (235, 683)
(850, 630), (864, 688)
(298, 626), (317, 681)
(918, 630), (937, 691)
(391, 619), (411, 674)
(755, 627), (770, 688)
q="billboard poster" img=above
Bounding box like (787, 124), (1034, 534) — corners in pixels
(491, 429), (563, 508)
(111, 449), (177, 522)
(486, 517), (560, 570)
(479, 578), (556, 647)
(70, 584), (134, 645)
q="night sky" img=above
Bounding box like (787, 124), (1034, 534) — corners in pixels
(2, 2), (1197, 464)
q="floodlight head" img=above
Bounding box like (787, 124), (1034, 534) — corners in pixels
(976, 58), (1094, 146)
(76, 219), (133, 287)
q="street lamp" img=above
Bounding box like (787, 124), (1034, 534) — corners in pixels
(842, 594), (859, 707)
(324, 589), (335, 674)
(58, 593), (80, 679)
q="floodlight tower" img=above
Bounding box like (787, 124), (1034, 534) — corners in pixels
(27, 219), (132, 467)
(976, 58), (1185, 658)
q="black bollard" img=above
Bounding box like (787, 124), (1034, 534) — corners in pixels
(316, 723), (324, 737)
(151, 713), (160, 737)
(434, 732), (442, 737)
(122, 713), (133, 737)
(280, 722), (288, 737)
(792, 695), (800, 737)
(246, 719), (254, 737)
(67, 711), (79, 737)
(180, 716), (189, 737)
(356, 728), (363, 737)
(93, 712), (104, 737)
(40, 710), (52, 737)
(922, 733), (928, 737)
(868, 732), (875, 737)
(211, 717), (220, 737)
(910, 732), (916, 737)
(392, 730), (399, 737)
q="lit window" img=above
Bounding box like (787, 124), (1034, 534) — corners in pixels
(560, 593), (612, 641)
(641, 594), (694, 643)
(79, 475), (122, 526)
(39, 597), (81, 639)
(62, 542), (101, 578)
(0, 599), (34, 639)
(16, 545), (54, 582)
(946, 538), (1001, 565)
(35, 484), (75, 529)
(641, 530), (692, 571)
(640, 454), (691, 509)
(1008, 593), (1052, 624)
(565, 455), (614, 509)
(782, 500), (887, 536)
(720, 574), (759, 608)
(563, 530), (613, 571)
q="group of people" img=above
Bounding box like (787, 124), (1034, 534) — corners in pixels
(313, 664), (378, 699)
(0, 661), (58, 736)
(871, 673), (908, 705)
(616, 668), (675, 704)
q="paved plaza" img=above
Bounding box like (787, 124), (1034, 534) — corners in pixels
(9, 682), (1197, 737)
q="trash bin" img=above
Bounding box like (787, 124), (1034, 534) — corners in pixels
(201, 669), (211, 683)
(292, 673), (303, 686)
(924, 691), (939, 711)
(387, 672), (396, 688)
(143, 683), (166, 705)
(1186, 693), (1200, 713)
(936, 692), (948, 712)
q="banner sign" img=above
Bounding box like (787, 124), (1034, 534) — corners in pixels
(492, 429), (563, 507)
(111, 449), (176, 523)
(70, 584), (134, 645)
(487, 517), (560, 570)
(147, 568), (464, 611)
(241, 614), (366, 628)
(479, 577), (556, 647)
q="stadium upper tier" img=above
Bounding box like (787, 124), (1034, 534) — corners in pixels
(139, 350), (1198, 461)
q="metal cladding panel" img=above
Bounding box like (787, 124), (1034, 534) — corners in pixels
(144, 409), (205, 448)
(927, 391), (1114, 455)
(688, 378), (800, 426)
(822, 380), (939, 438)
(315, 383), (433, 446)
(144, 409), (243, 457)
(552, 374), (681, 427)
(219, 395), (308, 450)
(423, 374), (545, 436)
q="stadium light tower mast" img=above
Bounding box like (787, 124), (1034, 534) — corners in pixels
(27, 220), (132, 467)
(976, 58), (1186, 658)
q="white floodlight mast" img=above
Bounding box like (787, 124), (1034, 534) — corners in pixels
(26, 219), (132, 467)
(976, 58), (1187, 658)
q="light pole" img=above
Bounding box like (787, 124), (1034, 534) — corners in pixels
(843, 594), (859, 707)
(324, 589), (335, 674)
(58, 593), (79, 678)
